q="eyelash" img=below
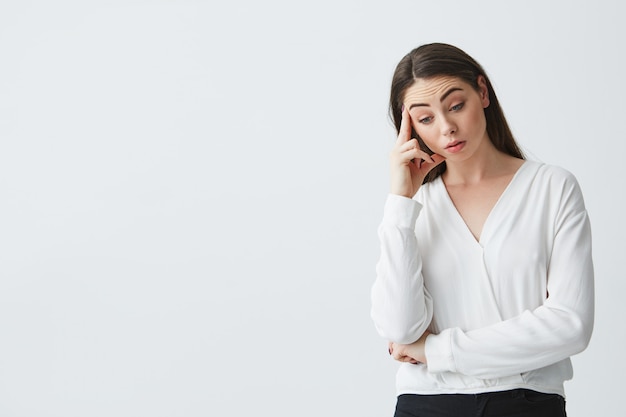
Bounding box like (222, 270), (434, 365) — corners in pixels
(451, 102), (464, 111)
(418, 116), (433, 124)
(417, 102), (464, 125)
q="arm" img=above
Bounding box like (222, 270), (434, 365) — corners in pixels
(371, 107), (444, 344)
(424, 175), (594, 379)
(371, 194), (433, 344)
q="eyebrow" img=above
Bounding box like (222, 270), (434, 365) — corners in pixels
(408, 87), (464, 110)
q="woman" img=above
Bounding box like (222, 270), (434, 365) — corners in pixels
(371, 43), (594, 417)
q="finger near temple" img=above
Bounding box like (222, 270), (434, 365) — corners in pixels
(395, 108), (412, 144)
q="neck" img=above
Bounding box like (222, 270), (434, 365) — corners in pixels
(442, 138), (520, 186)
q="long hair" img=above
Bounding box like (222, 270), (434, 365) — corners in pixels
(389, 43), (525, 183)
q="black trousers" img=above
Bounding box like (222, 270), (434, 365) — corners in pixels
(394, 389), (566, 417)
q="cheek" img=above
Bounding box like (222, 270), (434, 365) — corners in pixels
(411, 120), (427, 139)
(468, 107), (487, 131)
(416, 129), (438, 150)
(413, 122), (435, 143)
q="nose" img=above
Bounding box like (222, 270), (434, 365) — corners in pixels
(440, 115), (457, 137)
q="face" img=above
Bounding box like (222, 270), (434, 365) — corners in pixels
(403, 75), (490, 161)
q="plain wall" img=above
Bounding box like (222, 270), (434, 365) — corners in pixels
(0, 0), (623, 416)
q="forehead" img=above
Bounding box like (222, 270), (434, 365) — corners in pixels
(403, 76), (468, 104)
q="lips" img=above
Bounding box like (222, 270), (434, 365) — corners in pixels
(445, 140), (466, 153)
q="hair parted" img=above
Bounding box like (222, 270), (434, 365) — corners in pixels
(389, 43), (525, 183)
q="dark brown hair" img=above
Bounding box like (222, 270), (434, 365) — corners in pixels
(389, 43), (525, 183)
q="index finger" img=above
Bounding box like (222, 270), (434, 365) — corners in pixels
(395, 106), (412, 145)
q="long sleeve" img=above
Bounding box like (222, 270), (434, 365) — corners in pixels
(425, 173), (594, 379)
(371, 194), (433, 344)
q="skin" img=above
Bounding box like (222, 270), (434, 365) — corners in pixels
(388, 75), (524, 364)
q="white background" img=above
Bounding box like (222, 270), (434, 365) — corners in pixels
(0, 1), (623, 416)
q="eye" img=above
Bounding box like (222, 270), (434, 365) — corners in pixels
(450, 102), (464, 111)
(418, 116), (433, 124)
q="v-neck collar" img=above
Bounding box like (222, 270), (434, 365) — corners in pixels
(434, 161), (529, 247)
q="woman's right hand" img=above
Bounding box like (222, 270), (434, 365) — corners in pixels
(390, 107), (445, 198)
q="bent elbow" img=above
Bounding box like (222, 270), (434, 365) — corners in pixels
(564, 310), (594, 356)
(371, 309), (432, 345)
(575, 320), (594, 354)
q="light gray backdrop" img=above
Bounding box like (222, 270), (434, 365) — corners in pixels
(0, 0), (623, 416)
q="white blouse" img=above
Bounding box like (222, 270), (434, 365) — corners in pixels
(371, 160), (594, 397)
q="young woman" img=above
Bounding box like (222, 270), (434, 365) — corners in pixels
(371, 43), (594, 417)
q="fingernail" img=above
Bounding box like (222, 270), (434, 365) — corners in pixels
(401, 104), (405, 112)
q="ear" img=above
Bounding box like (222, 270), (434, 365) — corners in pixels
(477, 75), (490, 108)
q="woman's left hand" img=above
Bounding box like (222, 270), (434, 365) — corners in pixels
(389, 331), (431, 365)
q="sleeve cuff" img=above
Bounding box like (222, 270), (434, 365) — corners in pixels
(382, 194), (422, 229)
(425, 328), (456, 373)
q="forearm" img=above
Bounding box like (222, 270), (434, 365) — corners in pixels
(425, 300), (593, 378)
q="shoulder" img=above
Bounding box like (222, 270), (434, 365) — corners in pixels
(523, 160), (581, 189)
(524, 160), (587, 211)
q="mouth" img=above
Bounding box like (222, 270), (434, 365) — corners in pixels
(445, 140), (466, 153)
